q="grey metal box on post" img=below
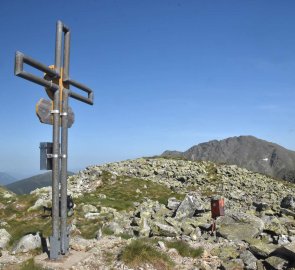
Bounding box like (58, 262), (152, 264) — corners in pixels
(40, 142), (53, 170)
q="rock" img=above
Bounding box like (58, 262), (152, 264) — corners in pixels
(248, 239), (277, 258)
(211, 245), (239, 261)
(3, 193), (13, 199)
(28, 198), (51, 212)
(181, 222), (194, 236)
(70, 236), (94, 252)
(273, 242), (295, 260)
(84, 212), (100, 219)
(240, 250), (257, 270)
(220, 259), (244, 270)
(190, 227), (202, 240)
(12, 233), (41, 254)
(82, 204), (98, 213)
(256, 260), (264, 270)
(151, 222), (178, 237)
(264, 256), (289, 270)
(281, 195), (295, 210)
(138, 216), (151, 237)
(106, 222), (124, 235)
(253, 201), (270, 212)
(218, 212), (264, 242)
(158, 241), (166, 251)
(95, 229), (102, 240)
(175, 194), (204, 219)
(262, 216), (288, 236)
(0, 229), (11, 249)
(280, 208), (295, 217)
(167, 197), (181, 211)
(277, 235), (290, 245)
(98, 194), (106, 199)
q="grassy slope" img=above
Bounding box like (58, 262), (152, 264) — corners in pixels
(6, 172), (74, 195)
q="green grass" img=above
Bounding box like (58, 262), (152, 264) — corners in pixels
(205, 163), (220, 182)
(120, 239), (174, 270)
(0, 192), (53, 246)
(165, 240), (203, 258)
(75, 219), (103, 239)
(19, 258), (43, 270)
(76, 173), (184, 211)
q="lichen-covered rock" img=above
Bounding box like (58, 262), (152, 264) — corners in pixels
(273, 242), (295, 260)
(281, 195), (295, 210)
(211, 245), (239, 261)
(0, 229), (11, 249)
(240, 250), (257, 270)
(28, 198), (51, 212)
(248, 240), (277, 258)
(167, 197), (181, 211)
(220, 259), (244, 270)
(82, 204), (98, 214)
(105, 222), (124, 235)
(264, 256), (289, 270)
(151, 222), (178, 237)
(217, 212), (264, 242)
(175, 194), (204, 220)
(12, 233), (41, 254)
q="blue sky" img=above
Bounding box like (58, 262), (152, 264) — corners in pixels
(1, 0), (295, 178)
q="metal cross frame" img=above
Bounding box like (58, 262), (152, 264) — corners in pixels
(14, 20), (94, 260)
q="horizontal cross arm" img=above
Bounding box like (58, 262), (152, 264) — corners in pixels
(65, 78), (94, 105)
(15, 51), (59, 91)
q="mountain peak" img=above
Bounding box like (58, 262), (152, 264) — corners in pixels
(162, 136), (295, 182)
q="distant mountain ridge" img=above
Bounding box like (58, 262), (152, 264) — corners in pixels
(6, 171), (74, 194)
(162, 135), (295, 182)
(0, 172), (16, 185)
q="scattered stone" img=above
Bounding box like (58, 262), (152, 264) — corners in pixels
(281, 195), (295, 210)
(12, 233), (41, 254)
(95, 229), (102, 240)
(151, 222), (178, 237)
(0, 229), (11, 249)
(98, 193), (106, 199)
(105, 222), (124, 235)
(167, 197), (181, 211)
(220, 259), (244, 270)
(84, 212), (100, 219)
(211, 245), (239, 261)
(248, 240), (277, 258)
(158, 241), (166, 251)
(218, 212), (264, 242)
(175, 194), (204, 219)
(28, 198), (51, 212)
(70, 236), (95, 252)
(3, 193), (13, 199)
(82, 204), (98, 213)
(240, 250), (257, 270)
(264, 256), (289, 270)
(273, 242), (295, 260)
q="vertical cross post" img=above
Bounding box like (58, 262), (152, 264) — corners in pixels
(14, 20), (94, 260)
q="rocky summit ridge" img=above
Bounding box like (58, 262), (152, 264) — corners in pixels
(0, 157), (295, 269)
(162, 135), (295, 183)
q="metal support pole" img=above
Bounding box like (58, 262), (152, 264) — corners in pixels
(60, 28), (70, 254)
(49, 20), (63, 260)
(55, 21), (63, 74)
(49, 89), (61, 259)
(60, 89), (69, 254)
